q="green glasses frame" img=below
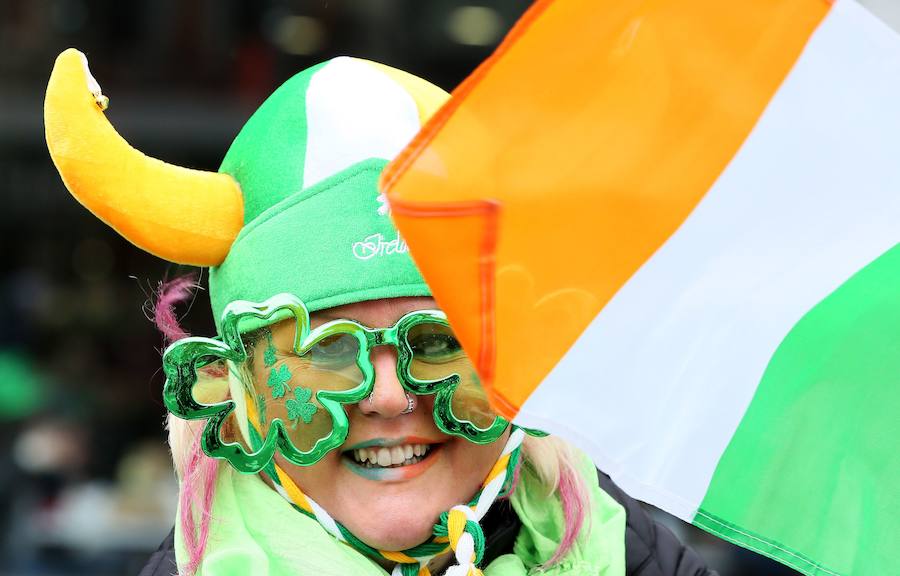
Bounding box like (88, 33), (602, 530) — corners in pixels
(162, 293), (509, 474)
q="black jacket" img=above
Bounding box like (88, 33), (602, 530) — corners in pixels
(594, 471), (717, 576)
(138, 471), (717, 576)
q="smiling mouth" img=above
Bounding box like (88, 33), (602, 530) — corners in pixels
(346, 443), (435, 469)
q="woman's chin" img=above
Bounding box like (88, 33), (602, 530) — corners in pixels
(332, 448), (453, 550)
(346, 512), (436, 551)
(337, 476), (448, 550)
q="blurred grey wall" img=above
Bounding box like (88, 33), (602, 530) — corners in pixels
(861, 0), (900, 32)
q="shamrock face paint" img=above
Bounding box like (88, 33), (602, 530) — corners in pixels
(162, 293), (510, 473)
(287, 387), (318, 426)
(266, 365), (292, 399)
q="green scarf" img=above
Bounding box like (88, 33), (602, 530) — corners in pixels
(175, 452), (626, 576)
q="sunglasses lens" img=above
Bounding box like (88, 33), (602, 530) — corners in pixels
(449, 373), (497, 430)
(242, 322), (363, 452)
(407, 322), (466, 379)
(407, 322), (498, 430)
(190, 359), (257, 453)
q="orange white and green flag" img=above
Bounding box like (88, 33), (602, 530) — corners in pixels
(381, 0), (900, 574)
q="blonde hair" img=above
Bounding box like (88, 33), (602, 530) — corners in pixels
(519, 434), (592, 564)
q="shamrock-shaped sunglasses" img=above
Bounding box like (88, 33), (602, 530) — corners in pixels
(162, 294), (508, 473)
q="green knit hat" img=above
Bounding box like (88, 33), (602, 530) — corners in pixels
(210, 58), (449, 329)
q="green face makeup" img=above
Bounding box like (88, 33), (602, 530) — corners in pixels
(162, 293), (510, 474)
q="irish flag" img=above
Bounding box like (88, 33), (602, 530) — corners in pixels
(381, 0), (900, 574)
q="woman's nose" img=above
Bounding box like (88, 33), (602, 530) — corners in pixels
(358, 346), (412, 417)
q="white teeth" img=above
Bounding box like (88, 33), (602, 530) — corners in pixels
(350, 443), (433, 467)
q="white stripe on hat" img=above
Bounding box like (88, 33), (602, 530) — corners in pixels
(303, 57), (422, 189)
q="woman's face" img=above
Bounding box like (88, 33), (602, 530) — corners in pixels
(259, 297), (508, 551)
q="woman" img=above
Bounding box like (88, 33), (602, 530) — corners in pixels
(45, 49), (715, 576)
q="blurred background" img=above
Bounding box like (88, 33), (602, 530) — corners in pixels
(1, 1), (898, 575)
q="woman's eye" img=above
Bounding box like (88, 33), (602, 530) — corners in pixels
(310, 335), (357, 369)
(409, 331), (463, 363)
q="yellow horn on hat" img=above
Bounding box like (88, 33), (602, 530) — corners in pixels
(44, 48), (243, 266)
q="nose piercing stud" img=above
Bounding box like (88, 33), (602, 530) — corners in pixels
(400, 392), (416, 415)
(366, 390), (416, 414)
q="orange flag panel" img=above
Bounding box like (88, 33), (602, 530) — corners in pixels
(383, 0), (829, 418)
